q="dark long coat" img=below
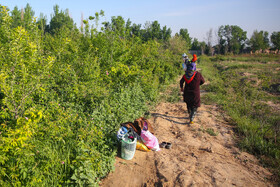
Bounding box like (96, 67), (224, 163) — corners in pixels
(180, 71), (205, 108)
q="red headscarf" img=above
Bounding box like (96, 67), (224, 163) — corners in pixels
(191, 54), (197, 62)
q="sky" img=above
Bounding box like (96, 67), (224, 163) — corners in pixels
(1, 0), (280, 42)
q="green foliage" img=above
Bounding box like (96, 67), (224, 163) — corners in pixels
(218, 25), (247, 54)
(271, 31), (280, 50)
(160, 83), (181, 103)
(206, 128), (219, 136)
(22, 4), (34, 30)
(210, 54), (280, 63)
(200, 55), (280, 176)
(48, 5), (75, 35)
(198, 126), (219, 136)
(10, 6), (22, 28)
(137, 20), (172, 42)
(0, 6), (181, 186)
(249, 30), (270, 52)
(166, 35), (188, 56)
(179, 28), (191, 49)
(191, 38), (200, 50)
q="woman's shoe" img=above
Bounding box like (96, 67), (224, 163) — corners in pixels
(166, 142), (172, 149)
(159, 142), (167, 148)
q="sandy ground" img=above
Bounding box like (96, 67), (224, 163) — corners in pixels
(100, 91), (276, 187)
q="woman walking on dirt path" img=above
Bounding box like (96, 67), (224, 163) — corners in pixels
(180, 54), (205, 124)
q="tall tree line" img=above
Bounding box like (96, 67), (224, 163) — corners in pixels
(195, 25), (280, 55)
(6, 4), (173, 43)
(4, 3), (280, 56)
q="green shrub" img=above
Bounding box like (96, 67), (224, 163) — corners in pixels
(200, 54), (280, 176)
(0, 7), (181, 186)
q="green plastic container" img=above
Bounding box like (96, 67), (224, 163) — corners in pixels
(121, 134), (136, 160)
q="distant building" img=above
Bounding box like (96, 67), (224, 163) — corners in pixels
(189, 50), (201, 55)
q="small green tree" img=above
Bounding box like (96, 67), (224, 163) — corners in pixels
(9, 4), (35, 31)
(218, 25), (247, 54)
(191, 38), (200, 50)
(200, 41), (206, 55)
(111, 15), (126, 36)
(167, 35), (187, 55)
(140, 21), (171, 42)
(0, 5), (12, 44)
(131, 23), (142, 37)
(205, 28), (214, 56)
(162, 25), (172, 41)
(151, 20), (161, 40)
(249, 30), (269, 52)
(22, 3), (34, 30)
(48, 5), (75, 34)
(36, 13), (48, 34)
(141, 21), (160, 41)
(11, 6), (22, 28)
(179, 28), (192, 49)
(271, 31), (280, 50)
(0, 14), (53, 119)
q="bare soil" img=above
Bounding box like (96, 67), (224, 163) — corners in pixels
(100, 91), (276, 187)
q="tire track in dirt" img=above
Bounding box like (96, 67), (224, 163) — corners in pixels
(100, 97), (274, 187)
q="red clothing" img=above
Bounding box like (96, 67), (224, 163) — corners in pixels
(180, 71), (205, 107)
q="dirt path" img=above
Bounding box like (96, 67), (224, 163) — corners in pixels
(100, 89), (274, 186)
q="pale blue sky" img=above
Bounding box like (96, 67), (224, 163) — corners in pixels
(1, 0), (280, 42)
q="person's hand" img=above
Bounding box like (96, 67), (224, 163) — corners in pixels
(180, 88), (183, 92)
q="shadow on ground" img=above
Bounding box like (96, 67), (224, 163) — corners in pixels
(151, 113), (189, 125)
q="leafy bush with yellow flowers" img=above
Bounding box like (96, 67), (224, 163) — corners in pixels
(0, 5), (182, 186)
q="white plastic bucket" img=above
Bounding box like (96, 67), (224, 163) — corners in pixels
(121, 134), (136, 160)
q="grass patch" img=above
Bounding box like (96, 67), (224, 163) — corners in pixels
(206, 128), (219, 136)
(199, 54), (280, 180)
(198, 126), (219, 136)
(165, 86), (181, 103)
(159, 78), (182, 103)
